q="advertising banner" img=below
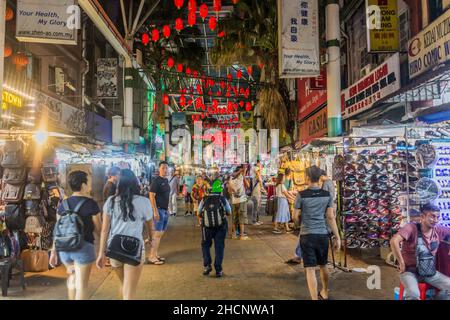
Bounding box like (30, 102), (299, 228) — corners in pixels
(297, 73), (327, 120)
(97, 58), (118, 98)
(341, 53), (400, 119)
(299, 106), (327, 145)
(408, 10), (450, 79)
(16, 0), (77, 45)
(239, 112), (254, 130)
(365, 0), (399, 52)
(278, 0), (320, 78)
(85, 111), (112, 143)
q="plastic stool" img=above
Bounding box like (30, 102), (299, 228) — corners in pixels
(399, 282), (433, 300)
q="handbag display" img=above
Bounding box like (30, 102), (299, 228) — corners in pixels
(21, 249), (49, 272)
(2, 168), (27, 185)
(1, 140), (25, 168)
(106, 234), (142, 266)
(27, 167), (42, 184)
(3, 204), (25, 231)
(2, 183), (25, 203)
(24, 215), (45, 234)
(41, 165), (58, 183)
(25, 200), (40, 216)
(23, 183), (41, 200)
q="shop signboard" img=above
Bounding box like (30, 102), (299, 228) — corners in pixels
(297, 72), (327, 120)
(365, 0), (399, 52)
(342, 53), (400, 119)
(2, 91), (23, 110)
(299, 106), (327, 145)
(408, 9), (450, 79)
(97, 58), (118, 98)
(34, 90), (86, 135)
(239, 111), (254, 130)
(172, 112), (186, 127)
(85, 111), (112, 143)
(278, 0), (320, 78)
(16, 0), (77, 45)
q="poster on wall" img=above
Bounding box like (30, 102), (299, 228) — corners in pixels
(16, 0), (77, 45)
(365, 0), (399, 52)
(278, 0), (320, 78)
(341, 53), (400, 119)
(299, 106), (327, 145)
(97, 58), (118, 98)
(297, 73), (327, 120)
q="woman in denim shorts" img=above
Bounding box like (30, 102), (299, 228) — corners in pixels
(49, 171), (102, 300)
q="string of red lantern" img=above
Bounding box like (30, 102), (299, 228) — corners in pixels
(199, 4), (208, 21)
(174, 0), (184, 9)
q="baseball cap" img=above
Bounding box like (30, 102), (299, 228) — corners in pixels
(211, 180), (223, 193)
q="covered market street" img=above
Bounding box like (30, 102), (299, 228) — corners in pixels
(4, 203), (398, 300)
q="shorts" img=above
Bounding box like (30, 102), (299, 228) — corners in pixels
(300, 234), (329, 267)
(153, 208), (170, 232)
(185, 192), (193, 203)
(232, 202), (248, 225)
(110, 247), (146, 268)
(59, 241), (96, 266)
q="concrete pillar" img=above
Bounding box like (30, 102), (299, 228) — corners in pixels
(326, 0), (342, 137)
(0, 0), (6, 118)
(124, 58), (133, 127)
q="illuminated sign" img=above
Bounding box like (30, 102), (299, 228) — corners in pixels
(2, 91), (23, 110)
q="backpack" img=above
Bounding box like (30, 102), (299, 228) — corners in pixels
(53, 199), (87, 252)
(2, 183), (25, 203)
(202, 195), (226, 228)
(3, 168), (27, 185)
(24, 183), (41, 200)
(1, 140), (25, 168)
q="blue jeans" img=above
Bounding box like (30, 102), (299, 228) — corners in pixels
(59, 241), (96, 266)
(201, 221), (227, 273)
(400, 271), (450, 300)
(154, 208), (169, 232)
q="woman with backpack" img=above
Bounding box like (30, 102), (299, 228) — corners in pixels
(49, 170), (102, 300)
(96, 169), (153, 300)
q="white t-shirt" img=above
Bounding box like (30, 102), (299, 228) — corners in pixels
(276, 184), (287, 198)
(229, 174), (247, 204)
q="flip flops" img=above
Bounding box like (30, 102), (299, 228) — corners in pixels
(285, 258), (302, 265)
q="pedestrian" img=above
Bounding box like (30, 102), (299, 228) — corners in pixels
(168, 169), (181, 216)
(147, 161), (171, 265)
(182, 169), (196, 216)
(390, 203), (450, 300)
(103, 166), (121, 203)
(251, 160), (266, 226)
(49, 171), (102, 300)
(198, 179), (232, 278)
(96, 169), (153, 300)
(192, 176), (209, 227)
(294, 165), (341, 300)
(229, 165), (250, 240)
(273, 173), (296, 234)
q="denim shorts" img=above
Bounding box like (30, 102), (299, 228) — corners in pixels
(153, 208), (169, 232)
(59, 241), (96, 266)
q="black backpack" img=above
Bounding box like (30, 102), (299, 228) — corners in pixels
(202, 195), (226, 228)
(53, 199), (87, 252)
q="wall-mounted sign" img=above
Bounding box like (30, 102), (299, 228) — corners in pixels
(97, 58), (118, 98)
(278, 0), (320, 78)
(16, 0), (77, 45)
(2, 91), (23, 110)
(298, 74), (327, 120)
(408, 9), (450, 79)
(365, 0), (399, 52)
(309, 67), (327, 90)
(342, 53), (400, 119)
(299, 106), (327, 145)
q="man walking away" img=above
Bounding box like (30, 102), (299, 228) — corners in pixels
(229, 166), (250, 240)
(198, 180), (231, 278)
(294, 166), (341, 300)
(168, 169), (180, 216)
(148, 161), (171, 265)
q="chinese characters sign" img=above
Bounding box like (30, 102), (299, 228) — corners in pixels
(297, 70), (327, 120)
(278, 0), (320, 78)
(366, 0), (399, 52)
(341, 53), (400, 119)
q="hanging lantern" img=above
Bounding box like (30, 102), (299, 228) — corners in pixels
(239, 101), (244, 108)
(4, 45), (12, 58)
(247, 66), (253, 75)
(199, 3), (208, 21)
(245, 102), (252, 111)
(151, 29), (160, 42)
(174, 0), (184, 9)
(220, 81), (226, 89)
(245, 88), (250, 98)
(218, 31), (226, 38)
(237, 70), (243, 79)
(167, 57), (175, 68)
(258, 62), (265, 69)
(188, 99), (193, 106)
(213, 0), (222, 12)
(12, 53), (29, 70)
(175, 18), (184, 32)
(227, 73), (232, 81)
(212, 100), (219, 108)
(163, 94), (170, 105)
(5, 6), (14, 21)
(186, 67), (191, 75)
(142, 33), (149, 45)
(193, 70), (199, 77)
(188, 0), (197, 13)
(196, 84), (203, 94)
(177, 63), (183, 73)
(232, 0), (240, 4)
(216, 90), (222, 97)
(163, 25), (171, 38)
(180, 95), (186, 107)
(208, 16), (217, 31)
(195, 99), (202, 109)
(188, 11), (196, 26)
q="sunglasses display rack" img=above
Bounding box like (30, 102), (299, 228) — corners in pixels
(431, 142), (450, 227)
(342, 137), (406, 249)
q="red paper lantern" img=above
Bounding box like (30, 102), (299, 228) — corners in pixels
(237, 70), (243, 79)
(188, 11), (196, 26)
(213, 0), (222, 12)
(4, 45), (12, 58)
(5, 6), (13, 21)
(232, 0), (240, 4)
(247, 66), (253, 75)
(175, 18), (184, 32)
(245, 102), (252, 111)
(188, 0), (197, 13)
(212, 100), (219, 108)
(12, 53), (29, 70)
(142, 33), (149, 45)
(180, 95), (186, 106)
(199, 4), (208, 21)
(196, 84), (203, 94)
(218, 31), (226, 38)
(227, 74), (232, 81)
(208, 16), (217, 31)
(167, 57), (175, 68)
(151, 29), (160, 42)
(174, 0), (184, 9)
(239, 101), (244, 108)
(245, 88), (250, 98)
(220, 81), (226, 89)
(177, 63), (183, 73)
(163, 25), (171, 38)
(163, 94), (170, 105)
(193, 70), (199, 77)
(185, 67), (191, 75)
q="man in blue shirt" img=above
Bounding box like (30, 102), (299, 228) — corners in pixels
(198, 179), (232, 278)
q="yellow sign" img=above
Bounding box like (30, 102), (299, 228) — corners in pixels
(2, 91), (23, 110)
(366, 0), (399, 52)
(239, 112), (254, 130)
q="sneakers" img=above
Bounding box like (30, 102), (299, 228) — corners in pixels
(216, 271), (224, 278)
(203, 265), (213, 275)
(272, 229), (282, 234)
(240, 235), (251, 240)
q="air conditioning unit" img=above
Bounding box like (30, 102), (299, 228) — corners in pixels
(360, 64), (372, 78)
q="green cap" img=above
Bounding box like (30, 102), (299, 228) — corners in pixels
(211, 179), (223, 193)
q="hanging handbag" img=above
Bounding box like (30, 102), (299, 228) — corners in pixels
(27, 167), (42, 184)
(106, 234), (142, 266)
(21, 249), (49, 272)
(24, 215), (45, 234)
(41, 165), (58, 183)
(3, 204), (25, 231)
(25, 200), (40, 216)
(416, 224), (437, 278)
(3, 168), (27, 185)
(2, 183), (25, 203)
(23, 183), (42, 200)
(1, 140), (25, 168)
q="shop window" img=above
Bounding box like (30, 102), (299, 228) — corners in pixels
(428, 0), (443, 23)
